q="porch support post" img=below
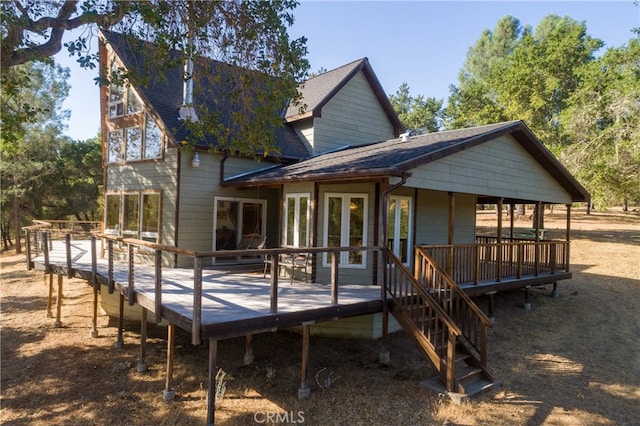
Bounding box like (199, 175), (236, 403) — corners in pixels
(137, 307), (148, 372)
(298, 323), (311, 399)
(510, 203), (515, 239)
(90, 235), (99, 338)
(206, 338), (218, 426)
(114, 293), (125, 348)
(244, 334), (254, 365)
(486, 291), (496, 323)
(55, 274), (63, 328)
(496, 198), (503, 282)
(46, 272), (54, 318)
(330, 251), (339, 304)
(534, 202), (542, 276)
(380, 179), (391, 365)
(163, 323), (176, 401)
(565, 204), (571, 272)
(447, 192), (455, 277)
(523, 285), (532, 310)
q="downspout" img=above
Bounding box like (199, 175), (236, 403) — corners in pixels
(219, 150), (230, 186)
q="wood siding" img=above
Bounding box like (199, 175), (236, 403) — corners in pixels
(291, 119), (314, 154)
(407, 134), (573, 204)
(312, 72), (395, 154)
(415, 190), (476, 245)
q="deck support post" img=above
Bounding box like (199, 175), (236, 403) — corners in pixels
(330, 251), (339, 304)
(523, 286), (532, 310)
(270, 256), (279, 313)
(114, 293), (125, 348)
(496, 198), (503, 282)
(137, 308), (148, 372)
(487, 291), (496, 323)
(565, 204), (571, 273)
(163, 323), (176, 402)
(206, 338), (218, 426)
(90, 235), (99, 338)
(552, 282), (559, 298)
(55, 274), (63, 328)
(46, 272), (54, 318)
(66, 234), (73, 278)
(244, 334), (254, 365)
(298, 323), (311, 400)
(380, 248), (391, 365)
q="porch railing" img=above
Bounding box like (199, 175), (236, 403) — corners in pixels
(421, 240), (569, 286)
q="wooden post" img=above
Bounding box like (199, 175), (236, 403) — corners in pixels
(114, 293), (125, 349)
(445, 331), (456, 392)
(534, 202), (542, 276)
(25, 229), (32, 270)
(244, 334), (254, 365)
(128, 243), (135, 306)
(55, 274), (63, 328)
(473, 245), (479, 285)
(108, 239), (115, 294)
(137, 308), (148, 372)
(447, 192), (455, 277)
(46, 273), (54, 318)
(510, 203), (515, 240)
(487, 291), (496, 323)
(43, 232), (50, 271)
(163, 323), (176, 401)
(66, 233), (73, 278)
(330, 251), (339, 305)
(380, 248), (391, 365)
(496, 198), (503, 282)
(193, 256), (203, 345)
(565, 204), (571, 272)
(155, 249), (163, 324)
(206, 338), (218, 426)
(270, 255), (279, 313)
(298, 323), (311, 399)
(90, 235), (99, 338)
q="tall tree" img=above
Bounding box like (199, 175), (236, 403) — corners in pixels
(446, 14), (603, 150)
(1, 62), (70, 252)
(1, 1), (309, 156)
(561, 36), (640, 209)
(389, 82), (443, 134)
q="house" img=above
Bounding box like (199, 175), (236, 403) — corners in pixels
(97, 29), (588, 403)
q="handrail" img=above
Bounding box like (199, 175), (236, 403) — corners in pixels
(414, 246), (492, 368)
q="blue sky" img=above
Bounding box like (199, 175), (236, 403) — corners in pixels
(56, 1), (639, 141)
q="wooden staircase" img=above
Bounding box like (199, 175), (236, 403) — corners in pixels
(384, 248), (499, 400)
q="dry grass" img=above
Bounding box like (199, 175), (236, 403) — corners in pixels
(1, 208), (639, 425)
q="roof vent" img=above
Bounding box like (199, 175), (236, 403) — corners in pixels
(399, 131), (412, 142)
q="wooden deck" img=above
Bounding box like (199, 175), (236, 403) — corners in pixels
(33, 239), (384, 340)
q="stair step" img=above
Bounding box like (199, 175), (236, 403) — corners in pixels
(456, 366), (482, 386)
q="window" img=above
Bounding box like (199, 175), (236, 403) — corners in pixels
(123, 194), (139, 238)
(125, 127), (143, 161)
(107, 61), (141, 119)
(104, 192), (161, 243)
(144, 114), (162, 159)
(323, 193), (367, 268)
(388, 196), (412, 265)
(140, 193), (160, 242)
(107, 115), (163, 163)
(213, 197), (266, 260)
(108, 83), (124, 118)
(105, 194), (121, 235)
(285, 194), (310, 247)
(126, 86), (142, 114)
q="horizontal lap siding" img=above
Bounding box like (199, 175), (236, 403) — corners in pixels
(407, 135), (572, 204)
(415, 190), (476, 245)
(106, 148), (178, 247)
(178, 154), (280, 257)
(313, 72), (395, 154)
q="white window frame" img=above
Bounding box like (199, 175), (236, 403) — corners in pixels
(323, 193), (368, 268)
(389, 195), (413, 266)
(284, 193), (310, 247)
(212, 196), (267, 253)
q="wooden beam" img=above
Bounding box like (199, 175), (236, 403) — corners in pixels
(270, 255), (279, 313)
(114, 293), (124, 348)
(206, 339), (218, 426)
(55, 274), (63, 328)
(192, 256), (203, 345)
(137, 308), (148, 372)
(330, 251), (339, 304)
(155, 249), (163, 323)
(46, 273), (54, 318)
(163, 323), (176, 401)
(298, 324), (311, 399)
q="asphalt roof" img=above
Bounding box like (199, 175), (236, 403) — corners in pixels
(224, 120), (589, 202)
(101, 30), (309, 161)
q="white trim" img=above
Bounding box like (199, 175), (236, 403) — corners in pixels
(284, 193), (311, 247)
(322, 193), (368, 268)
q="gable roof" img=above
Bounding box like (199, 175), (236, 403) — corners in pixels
(285, 58), (404, 136)
(224, 120), (589, 203)
(100, 30), (310, 161)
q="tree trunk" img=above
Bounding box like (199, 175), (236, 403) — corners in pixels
(623, 198), (628, 212)
(13, 189), (22, 254)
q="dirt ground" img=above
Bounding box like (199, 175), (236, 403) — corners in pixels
(1, 208), (639, 425)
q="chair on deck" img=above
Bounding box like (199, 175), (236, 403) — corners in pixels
(263, 248), (311, 284)
(235, 233), (267, 250)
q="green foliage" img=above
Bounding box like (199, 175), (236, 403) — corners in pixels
(389, 82), (443, 134)
(2, 1), (309, 158)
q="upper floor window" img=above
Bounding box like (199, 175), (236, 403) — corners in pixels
(107, 113), (163, 163)
(108, 62), (142, 118)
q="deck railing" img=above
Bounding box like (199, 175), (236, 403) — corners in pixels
(384, 248), (464, 391)
(413, 247), (492, 366)
(421, 240), (569, 286)
(33, 231), (383, 346)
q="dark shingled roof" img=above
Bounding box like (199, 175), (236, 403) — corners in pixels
(285, 58), (404, 136)
(100, 30), (309, 161)
(225, 120), (589, 202)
